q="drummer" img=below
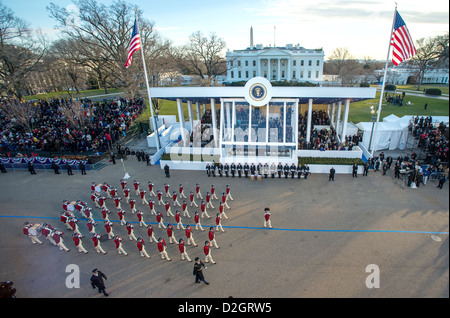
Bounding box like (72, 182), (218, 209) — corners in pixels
(23, 222), (43, 245)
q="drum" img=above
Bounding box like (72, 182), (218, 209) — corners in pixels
(257, 175), (262, 181)
(250, 175), (255, 181)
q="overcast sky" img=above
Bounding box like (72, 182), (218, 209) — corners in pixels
(7, 0), (449, 60)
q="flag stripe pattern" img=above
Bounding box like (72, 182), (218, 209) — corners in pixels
(124, 19), (141, 68)
(391, 11), (416, 66)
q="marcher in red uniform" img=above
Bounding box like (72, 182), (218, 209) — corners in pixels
(215, 213), (225, 233)
(195, 183), (203, 199)
(100, 207), (110, 222)
(41, 223), (56, 246)
(114, 235), (128, 256)
(166, 223), (178, 244)
(156, 212), (166, 229)
(126, 222), (137, 241)
(185, 225), (198, 246)
(120, 179), (127, 190)
(178, 184), (187, 199)
(221, 192), (230, 209)
(172, 191), (181, 207)
(129, 198), (137, 213)
(182, 200), (191, 218)
(157, 237), (171, 261)
(140, 189), (148, 205)
(23, 222), (43, 245)
(68, 217), (82, 235)
(123, 187), (131, 203)
(52, 230), (70, 252)
(218, 202), (229, 220)
(83, 207), (94, 222)
(165, 201), (174, 217)
(104, 220), (115, 239)
(200, 200), (211, 219)
(136, 210), (147, 227)
(203, 241), (216, 264)
(194, 211), (204, 231)
(147, 224), (157, 243)
(148, 199), (156, 215)
(117, 209), (126, 225)
(210, 185), (218, 200)
(86, 219), (96, 234)
(205, 192), (214, 209)
(189, 191), (198, 207)
(137, 237), (150, 258)
(133, 180), (140, 195)
(113, 196), (122, 209)
(157, 190), (164, 205)
(208, 227), (219, 248)
(264, 207), (272, 228)
(60, 211), (72, 230)
(175, 210), (185, 230)
(164, 183), (170, 198)
(92, 233), (107, 254)
(225, 184), (234, 201)
(147, 181), (156, 197)
(178, 238), (192, 262)
(73, 233), (88, 254)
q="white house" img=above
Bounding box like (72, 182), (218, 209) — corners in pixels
(226, 27), (324, 84)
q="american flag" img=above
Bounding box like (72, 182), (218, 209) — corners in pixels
(391, 11), (416, 66)
(124, 18), (141, 68)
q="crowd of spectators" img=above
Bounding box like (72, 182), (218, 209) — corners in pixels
(0, 97), (144, 156)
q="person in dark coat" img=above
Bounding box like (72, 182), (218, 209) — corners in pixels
(90, 268), (109, 296)
(28, 162), (36, 175)
(164, 164), (170, 178)
(329, 167), (335, 181)
(352, 163), (358, 178)
(66, 164), (73, 176)
(193, 257), (209, 285)
(79, 161), (86, 175)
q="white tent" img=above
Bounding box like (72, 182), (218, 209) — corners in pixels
(356, 120), (409, 151)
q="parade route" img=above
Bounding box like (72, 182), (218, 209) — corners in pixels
(0, 160), (448, 298)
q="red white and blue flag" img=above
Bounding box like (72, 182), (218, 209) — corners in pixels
(124, 18), (141, 68)
(391, 11), (416, 66)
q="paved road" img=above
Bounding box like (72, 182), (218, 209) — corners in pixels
(0, 160), (448, 299)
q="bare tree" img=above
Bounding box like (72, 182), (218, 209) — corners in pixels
(182, 31), (227, 85)
(411, 33), (449, 90)
(0, 1), (46, 98)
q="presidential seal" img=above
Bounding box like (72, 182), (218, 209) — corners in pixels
(244, 77), (272, 107)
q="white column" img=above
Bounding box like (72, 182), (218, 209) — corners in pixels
(341, 99), (350, 143)
(257, 58), (261, 77)
(195, 102), (200, 121)
(306, 98), (313, 143)
(187, 100), (194, 132)
(330, 103), (336, 128)
(277, 58), (281, 81)
(267, 59), (271, 80)
(335, 101), (342, 140)
(210, 98), (218, 148)
(177, 98), (186, 143)
(287, 59), (291, 81)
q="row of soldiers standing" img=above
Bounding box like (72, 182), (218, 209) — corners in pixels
(206, 162), (311, 179)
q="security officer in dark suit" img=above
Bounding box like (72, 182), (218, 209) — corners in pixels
(304, 164), (310, 179)
(329, 167), (335, 181)
(352, 163), (358, 178)
(290, 163), (296, 179)
(244, 162), (249, 178)
(277, 162), (283, 178)
(206, 163), (211, 177)
(237, 163), (242, 178)
(297, 163), (303, 179)
(283, 163), (289, 179)
(250, 163), (256, 176)
(230, 163), (236, 178)
(224, 163), (229, 177)
(218, 163), (223, 177)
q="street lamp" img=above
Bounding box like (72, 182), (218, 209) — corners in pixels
(368, 105), (377, 153)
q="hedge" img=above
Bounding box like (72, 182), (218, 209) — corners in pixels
(385, 84), (396, 91)
(298, 157), (365, 165)
(424, 88), (442, 96)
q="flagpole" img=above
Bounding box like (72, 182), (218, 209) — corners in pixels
(135, 10), (161, 150)
(370, 4), (397, 157)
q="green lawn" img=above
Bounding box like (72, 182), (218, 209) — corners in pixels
(347, 91), (449, 123)
(396, 84), (449, 95)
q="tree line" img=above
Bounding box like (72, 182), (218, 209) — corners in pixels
(0, 0), (227, 99)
